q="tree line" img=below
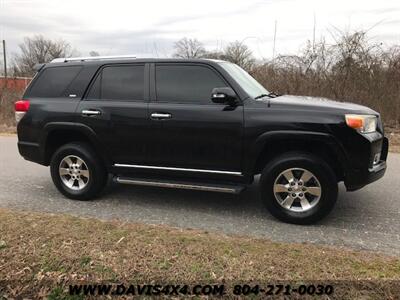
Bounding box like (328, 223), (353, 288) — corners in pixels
(7, 35), (255, 77)
(3, 32), (400, 126)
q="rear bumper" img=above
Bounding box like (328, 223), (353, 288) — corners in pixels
(18, 141), (46, 165)
(345, 136), (388, 191)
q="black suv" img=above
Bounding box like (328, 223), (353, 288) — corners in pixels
(16, 57), (388, 224)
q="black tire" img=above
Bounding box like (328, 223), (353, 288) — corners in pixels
(260, 152), (338, 225)
(50, 142), (107, 200)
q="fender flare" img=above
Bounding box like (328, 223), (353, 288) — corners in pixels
(244, 130), (349, 176)
(40, 122), (111, 166)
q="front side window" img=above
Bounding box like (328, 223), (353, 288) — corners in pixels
(28, 66), (82, 98)
(155, 64), (227, 104)
(88, 65), (144, 101)
(218, 62), (269, 99)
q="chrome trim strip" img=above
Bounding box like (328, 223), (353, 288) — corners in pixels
(151, 112), (172, 119)
(116, 177), (239, 193)
(113, 163), (242, 176)
(82, 109), (101, 116)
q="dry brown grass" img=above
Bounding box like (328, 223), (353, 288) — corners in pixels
(0, 124), (16, 135)
(0, 208), (399, 299)
(0, 88), (21, 128)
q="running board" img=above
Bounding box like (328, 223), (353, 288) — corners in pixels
(114, 177), (245, 194)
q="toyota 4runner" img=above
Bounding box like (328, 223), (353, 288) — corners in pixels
(16, 56), (388, 224)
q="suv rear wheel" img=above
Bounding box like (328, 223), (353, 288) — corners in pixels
(260, 152), (338, 224)
(50, 142), (107, 200)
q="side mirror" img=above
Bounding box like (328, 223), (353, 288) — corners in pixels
(211, 87), (237, 105)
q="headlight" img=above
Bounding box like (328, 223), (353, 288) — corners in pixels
(345, 114), (377, 133)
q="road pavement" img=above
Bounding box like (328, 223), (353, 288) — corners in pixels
(0, 136), (399, 255)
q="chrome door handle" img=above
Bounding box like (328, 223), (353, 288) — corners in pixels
(151, 112), (172, 120)
(82, 109), (101, 116)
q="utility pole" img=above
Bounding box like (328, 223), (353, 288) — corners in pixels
(272, 20), (277, 60)
(2, 40), (7, 78)
(312, 13), (316, 53)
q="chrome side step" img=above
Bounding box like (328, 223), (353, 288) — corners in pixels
(115, 177), (245, 194)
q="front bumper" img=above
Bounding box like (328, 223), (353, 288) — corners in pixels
(345, 136), (388, 191)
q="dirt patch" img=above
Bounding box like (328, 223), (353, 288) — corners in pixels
(0, 208), (399, 299)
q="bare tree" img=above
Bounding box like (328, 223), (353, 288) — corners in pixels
(173, 38), (206, 59)
(202, 50), (224, 60)
(252, 30), (400, 124)
(89, 51), (100, 57)
(12, 35), (76, 76)
(222, 41), (255, 71)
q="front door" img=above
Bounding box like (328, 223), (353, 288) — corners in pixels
(147, 63), (243, 174)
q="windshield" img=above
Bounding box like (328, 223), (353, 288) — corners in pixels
(218, 62), (269, 99)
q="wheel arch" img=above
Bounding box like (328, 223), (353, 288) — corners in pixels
(41, 122), (111, 167)
(246, 131), (349, 181)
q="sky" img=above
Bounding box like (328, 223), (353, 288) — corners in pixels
(0, 0), (400, 60)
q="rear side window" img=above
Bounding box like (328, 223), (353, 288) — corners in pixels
(28, 66), (82, 98)
(87, 65), (144, 101)
(155, 64), (227, 104)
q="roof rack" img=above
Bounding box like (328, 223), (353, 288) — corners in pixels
(51, 55), (137, 63)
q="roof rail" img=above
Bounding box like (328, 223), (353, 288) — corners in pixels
(51, 55), (137, 63)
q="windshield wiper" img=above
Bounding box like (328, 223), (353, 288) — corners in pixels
(267, 92), (280, 98)
(254, 92), (280, 100)
(254, 94), (269, 100)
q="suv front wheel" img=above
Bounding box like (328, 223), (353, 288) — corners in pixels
(50, 142), (107, 200)
(260, 152), (338, 224)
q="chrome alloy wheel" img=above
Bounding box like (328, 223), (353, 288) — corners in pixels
(273, 168), (322, 212)
(59, 155), (90, 191)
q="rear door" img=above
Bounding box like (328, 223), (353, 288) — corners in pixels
(147, 63), (244, 174)
(77, 63), (149, 164)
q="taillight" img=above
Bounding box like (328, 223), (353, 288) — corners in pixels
(15, 100), (30, 123)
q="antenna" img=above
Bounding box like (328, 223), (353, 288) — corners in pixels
(272, 20), (277, 60)
(313, 13), (316, 52)
(2, 40), (7, 78)
(153, 42), (159, 58)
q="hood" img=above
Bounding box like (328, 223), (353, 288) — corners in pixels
(267, 95), (378, 115)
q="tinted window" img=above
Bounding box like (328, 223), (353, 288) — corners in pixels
(156, 65), (227, 103)
(88, 65), (144, 101)
(219, 62), (269, 99)
(29, 66), (82, 98)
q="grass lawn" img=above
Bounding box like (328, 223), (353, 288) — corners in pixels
(0, 208), (399, 299)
